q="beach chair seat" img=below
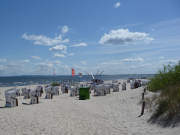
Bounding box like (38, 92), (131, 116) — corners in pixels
(141, 80), (149, 86)
(113, 84), (120, 92)
(104, 85), (111, 94)
(21, 88), (31, 99)
(61, 85), (69, 93)
(70, 86), (78, 97)
(45, 86), (53, 99)
(94, 85), (106, 96)
(122, 82), (126, 90)
(130, 81), (135, 89)
(35, 86), (43, 97)
(5, 89), (18, 107)
(30, 96), (39, 104)
(29, 89), (39, 104)
(52, 86), (59, 95)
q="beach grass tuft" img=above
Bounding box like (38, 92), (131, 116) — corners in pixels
(51, 82), (60, 86)
(148, 61), (180, 125)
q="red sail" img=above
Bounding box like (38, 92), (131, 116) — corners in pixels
(72, 68), (75, 77)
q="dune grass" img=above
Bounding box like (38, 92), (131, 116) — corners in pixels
(51, 82), (60, 86)
(148, 62), (180, 123)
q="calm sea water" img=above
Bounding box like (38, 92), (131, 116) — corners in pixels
(0, 74), (154, 87)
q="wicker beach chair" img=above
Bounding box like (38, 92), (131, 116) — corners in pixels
(94, 85), (106, 96)
(113, 84), (120, 92)
(35, 86), (43, 97)
(30, 89), (39, 104)
(45, 86), (53, 99)
(122, 82), (126, 90)
(5, 89), (18, 107)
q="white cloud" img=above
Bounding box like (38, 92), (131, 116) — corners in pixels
(39, 62), (53, 68)
(138, 63), (152, 68)
(22, 33), (69, 46)
(71, 42), (87, 47)
(22, 59), (30, 63)
(53, 60), (61, 65)
(99, 29), (154, 45)
(31, 56), (41, 60)
(0, 58), (7, 62)
(0, 61), (26, 76)
(114, 2), (120, 8)
(54, 53), (65, 58)
(80, 61), (87, 65)
(159, 56), (165, 60)
(49, 45), (75, 58)
(34, 60), (72, 75)
(122, 57), (144, 62)
(168, 59), (179, 64)
(49, 44), (67, 52)
(161, 59), (179, 65)
(34, 62), (54, 75)
(101, 61), (121, 65)
(61, 25), (69, 34)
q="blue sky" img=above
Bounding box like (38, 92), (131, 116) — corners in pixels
(0, 0), (180, 76)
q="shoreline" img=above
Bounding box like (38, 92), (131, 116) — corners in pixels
(0, 74), (153, 87)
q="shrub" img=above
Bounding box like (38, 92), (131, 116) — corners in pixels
(148, 61), (180, 123)
(51, 82), (60, 86)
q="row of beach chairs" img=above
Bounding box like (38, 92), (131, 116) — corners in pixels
(128, 79), (149, 89)
(5, 86), (44, 107)
(4, 80), (148, 107)
(93, 79), (149, 96)
(4, 85), (60, 107)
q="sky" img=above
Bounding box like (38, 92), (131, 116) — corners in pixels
(0, 0), (180, 76)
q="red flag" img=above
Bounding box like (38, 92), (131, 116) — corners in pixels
(72, 68), (75, 77)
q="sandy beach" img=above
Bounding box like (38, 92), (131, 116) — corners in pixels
(0, 81), (179, 135)
(1, 0), (179, 134)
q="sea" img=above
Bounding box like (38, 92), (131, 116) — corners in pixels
(0, 74), (154, 87)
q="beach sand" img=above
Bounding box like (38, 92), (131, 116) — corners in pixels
(0, 81), (179, 135)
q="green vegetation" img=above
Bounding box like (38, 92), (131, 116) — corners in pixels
(148, 61), (180, 122)
(51, 82), (60, 86)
